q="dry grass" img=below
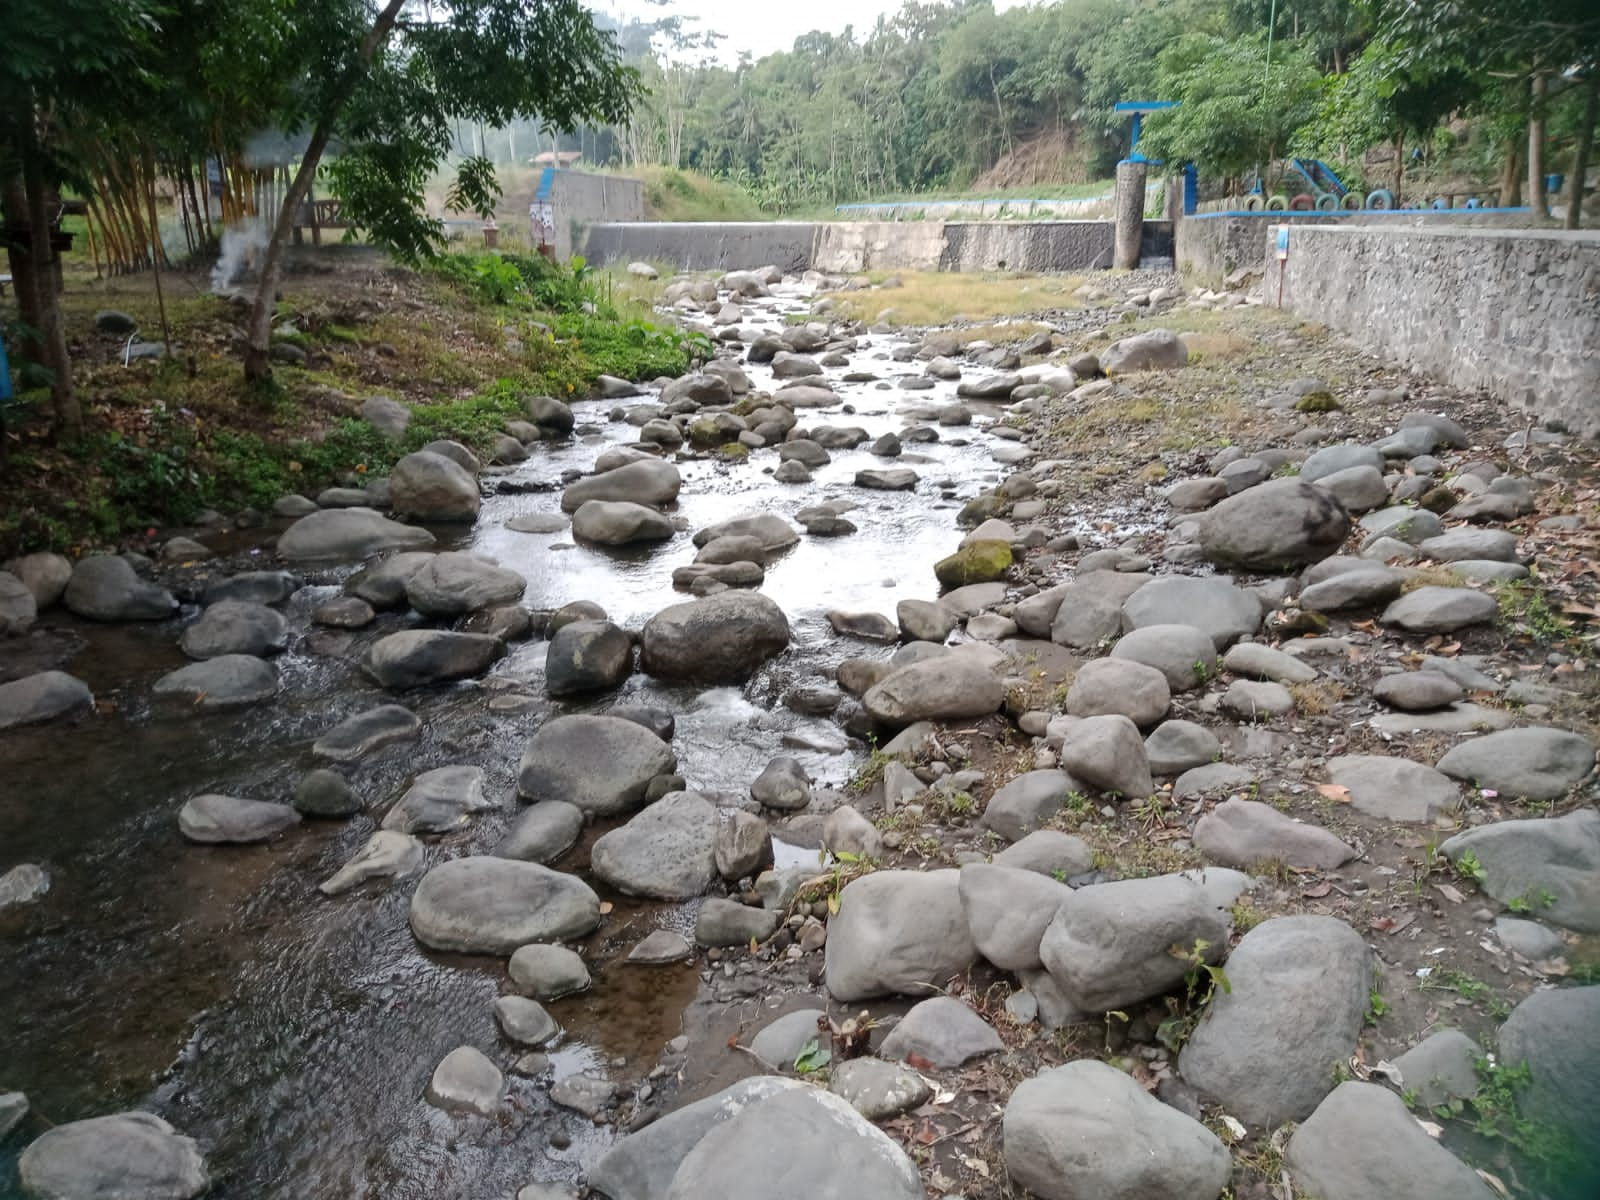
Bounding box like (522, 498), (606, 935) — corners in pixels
(1179, 330), (1255, 363)
(827, 271), (1085, 325)
(1288, 679), (1352, 715)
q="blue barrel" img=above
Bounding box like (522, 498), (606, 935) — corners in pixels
(0, 328), (12, 402)
(1545, 173), (1564, 195)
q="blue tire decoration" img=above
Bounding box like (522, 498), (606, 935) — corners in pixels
(1266, 194), (1289, 211)
(1465, 197), (1482, 209)
(1429, 197), (1449, 210)
(1243, 193), (1265, 211)
(1315, 193), (1339, 211)
(1365, 188), (1395, 210)
(1340, 193), (1363, 210)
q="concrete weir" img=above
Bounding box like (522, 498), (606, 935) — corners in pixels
(583, 219), (1173, 274)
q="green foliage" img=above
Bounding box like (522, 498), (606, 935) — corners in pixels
(1466, 1056), (1584, 1190)
(1156, 939), (1232, 1052)
(793, 1037), (831, 1075)
(1453, 849), (1488, 885)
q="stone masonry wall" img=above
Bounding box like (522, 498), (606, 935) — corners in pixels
(1272, 224), (1600, 436)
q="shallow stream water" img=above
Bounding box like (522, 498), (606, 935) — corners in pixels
(0, 281), (1038, 1197)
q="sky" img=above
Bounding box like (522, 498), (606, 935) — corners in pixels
(596, 0), (1028, 65)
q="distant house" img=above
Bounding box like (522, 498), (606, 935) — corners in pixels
(531, 151), (583, 168)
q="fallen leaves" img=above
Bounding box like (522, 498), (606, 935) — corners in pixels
(1370, 913), (1417, 935)
(1315, 783), (1351, 803)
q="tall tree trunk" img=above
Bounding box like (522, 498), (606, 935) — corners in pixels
(1529, 72), (1548, 220)
(20, 116), (81, 437)
(244, 0), (407, 383)
(1564, 72), (1597, 230)
(1393, 132), (1404, 196)
(1498, 136), (1522, 207)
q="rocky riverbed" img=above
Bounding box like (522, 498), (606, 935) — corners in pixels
(1, 265), (1597, 1200)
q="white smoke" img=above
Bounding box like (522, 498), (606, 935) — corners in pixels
(210, 218), (272, 295)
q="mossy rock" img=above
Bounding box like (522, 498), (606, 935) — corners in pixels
(1294, 390), (1342, 413)
(687, 418), (723, 446)
(957, 491), (1005, 528)
(717, 442), (749, 460)
(935, 540), (1012, 588)
(1419, 486), (1457, 514)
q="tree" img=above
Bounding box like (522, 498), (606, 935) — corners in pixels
(240, 0), (642, 382)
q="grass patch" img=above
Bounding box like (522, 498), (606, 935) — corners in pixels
(630, 166), (769, 222)
(825, 271), (1084, 326)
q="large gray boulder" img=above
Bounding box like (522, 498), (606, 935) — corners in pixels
(994, 830), (1095, 878)
(178, 794), (301, 843)
(1199, 478), (1350, 570)
(202, 570), (302, 607)
(1439, 809), (1600, 932)
(1039, 874), (1229, 1012)
(1194, 798), (1356, 869)
(152, 656), (277, 710)
(1048, 572), (1150, 649)
(959, 864), (1071, 971)
(561, 459), (682, 512)
(278, 508), (434, 561)
(1381, 586), (1497, 632)
(1059, 714), (1153, 798)
(1299, 443), (1385, 484)
(18, 1111), (209, 1200)
(409, 856), (601, 953)
(572, 500), (676, 546)
(0, 670), (93, 731)
(495, 801), (584, 864)
(179, 600), (288, 659)
(591, 791), (719, 900)
(691, 513), (801, 553)
(661, 1086), (923, 1200)
(317, 830), (424, 895)
(545, 620), (633, 696)
(365, 630), (505, 688)
(1326, 755), (1460, 823)
(640, 592), (789, 683)
(388, 450), (480, 522)
(404, 552), (526, 615)
(509, 944), (591, 1001)
(1004, 1061), (1230, 1200)
(1286, 1082), (1494, 1200)
(1100, 328), (1188, 373)
(425, 1046), (503, 1117)
(344, 551), (435, 607)
(380, 765), (490, 834)
(829, 1059), (933, 1121)
(825, 869), (978, 1002)
(1122, 576), (1262, 649)
(862, 656), (1004, 727)
(312, 704), (420, 761)
(1435, 727), (1596, 801)
(980, 770), (1082, 842)
(63, 555), (178, 620)
(517, 714), (676, 815)
(1110, 623), (1218, 691)
(1497, 985), (1600, 1148)
(1064, 657), (1170, 727)
(4, 550), (72, 608)
(1145, 720), (1223, 775)
(878, 996), (1004, 1067)
(0, 570), (36, 634)
(1179, 915), (1370, 1126)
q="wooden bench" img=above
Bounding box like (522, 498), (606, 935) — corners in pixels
(292, 198), (350, 246)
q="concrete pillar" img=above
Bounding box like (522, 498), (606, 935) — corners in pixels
(1114, 160), (1148, 270)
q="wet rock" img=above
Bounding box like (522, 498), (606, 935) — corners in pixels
(696, 897), (782, 947)
(993, 830), (1095, 878)
(960, 863), (1071, 970)
(312, 704), (421, 762)
(695, 534), (769, 566)
(0, 863), (49, 909)
(312, 596), (375, 629)
(178, 794), (301, 843)
(1122, 575), (1262, 649)
(1145, 719), (1222, 775)
(855, 468), (918, 491)
(388, 451), (480, 522)
(518, 714), (676, 816)
(524, 394), (575, 435)
(714, 810), (772, 879)
(509, 944), (590, 1000)
(278, 508), (434, 561)
(896, 598), (956, 643)
(980, 770), (1080, 842)
(63, 555), (178, 620)
(545, 620), (633, 697)
(826, 610), (897, 641)
(1199, 479), (1350, 570)
(4, 551), (72, 608)
(1221, 642), (1317, 683)
(410, 857), (600, 954)
(693, 514), (801, 553)
(344, 551), (435, 607)
(0, 1090), (27, 1138)
(772, 459), (811, 483)
(1111, 624), (1218, 691)
(550, 1072), (616, 1119)
(934, 540), (1011, 588)
(1220, 679), (1294, 720)
(1040, 874), (1228, 1012)
(495, 995), (561, 1047)
(495, 802), (584, 864)
(561, 459), (682, 512)
(505, 513), (570, 534)
(382, 765), (490, 834)
(1179, 915), (1370, 1126)
(318, 831), (424, 895)
(1059, 714), (1152, 798)
(292, 768), (361, 817)
(825, 869), (977, 1002)
(365, 630), (505, 688)
(0, 571), (37, 634)
(1390, 1029), (1480, 1109)
(1005, 1060), (1230, 1200)
(180, 600), (288, 659)
(956, 373), (1021, 399)
(1286, 1082), (1494, 1200)
(751, 756), (812, 811)
(1101, 328), (1187, 373)
(1435, 727), (1596, 801)
(572, 500), (676, 546)
(1439, 809), (1600, 932)
(1065, 657), (1170, 727)
(592, 791), (720, 900)
(405, 553), (526, 615)
(862, 656), (1004, 727)
(830, 1058), (932, 1120)
(18, 1112), (209, 1200)
(1497, 985), (1600, 1146)
(640, 592), (790, 684)
(880, 995), (1003, 1067)
(425, 1046), (503, 1117)
(1194, 798), (1357, 869)
(628, 929), (692, 964)
(0, 670), (94, 731)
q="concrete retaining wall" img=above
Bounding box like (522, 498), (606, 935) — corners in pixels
(1271, 224), (1600, 436)
(548, 173), (645, 261)
(584, 219), (1167, 274)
